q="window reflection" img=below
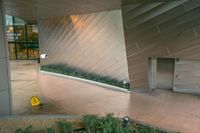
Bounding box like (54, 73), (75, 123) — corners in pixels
(27, 25), (38, 42)
(8, 43), (16, 60)
(7, 26), (14, 42)
(16, 44), (28, 60)
(14, 25), (26, 42)
(6, 15), (39, 60)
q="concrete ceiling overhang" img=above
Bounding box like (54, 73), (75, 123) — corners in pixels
(4, 0), (179, 22)
(4, 0), (121, 22)
(122, 0), (179, 5)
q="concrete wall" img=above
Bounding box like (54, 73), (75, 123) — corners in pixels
(39, 10), (129, 81)
(0, 0), (12, 115)
(122, 0), (200, 88)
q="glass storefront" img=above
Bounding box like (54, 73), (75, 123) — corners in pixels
(6, 15), (39, 60)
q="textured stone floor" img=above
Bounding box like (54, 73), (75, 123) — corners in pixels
(38, 72), (200, 133)
(10, 61), (65, 115)
(10, 61), (200, 133)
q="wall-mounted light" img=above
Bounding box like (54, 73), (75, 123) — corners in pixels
(40, 53), (48, 59)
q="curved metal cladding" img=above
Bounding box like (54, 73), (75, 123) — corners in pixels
(122, 0), (200, 89)
(39, 10), (129, 82)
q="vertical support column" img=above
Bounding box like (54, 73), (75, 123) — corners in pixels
(0, 0), (12, 115)
(148, 57), (157, 90)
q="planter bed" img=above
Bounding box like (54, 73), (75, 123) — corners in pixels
(14, 114), (177, 133)
(40, 65), (131, 93)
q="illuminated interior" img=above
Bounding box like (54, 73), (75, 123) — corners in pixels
(6, 15), (39, 60)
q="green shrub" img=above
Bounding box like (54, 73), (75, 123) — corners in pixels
(15, 126), (56, 133)
(83, 115), (99, 132)
(57, 121), (75, 133)
(136, 125), (168, 133)
(15, 125), (33, 133)
(40, 64), (130, 90)
(45, 128), (56, 133)
(15, 114), (175, 133)
(83, 114), (137, 133)
(82, 114), (175, 133)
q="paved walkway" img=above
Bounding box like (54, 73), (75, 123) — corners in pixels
(10, 61), (64, 115)
(38, 72), (200, 133)
(11, 61), (200, 133)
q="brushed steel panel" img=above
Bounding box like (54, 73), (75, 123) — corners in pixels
(39, 10), (129, 81)
(157, 58), (175, 89)
(174, 59), (200, 94)
(148, 58), (157, 89)
(122, 0), (200, 89)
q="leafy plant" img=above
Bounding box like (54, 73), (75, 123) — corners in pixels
(15, 125), (34, 133)
(15, 125), (56, 133)
(136, 125), (168, 133)
(45, 127), (56, 133)
(83, 114), (137, 133)
(15, 114), (175, 133)
(83, 115), (99, 132)
(40, 64), (130, 90)
(57, 121), (75, 133)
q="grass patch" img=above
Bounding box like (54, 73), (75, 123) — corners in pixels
(15, 114), (176, 133)
(40, 64), (130, 90)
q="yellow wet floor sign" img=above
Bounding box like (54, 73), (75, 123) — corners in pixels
(31, 96), (41, 106)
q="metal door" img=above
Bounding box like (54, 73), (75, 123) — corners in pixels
(173, 59), (200, 94)
(157, 58), (175, 89)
